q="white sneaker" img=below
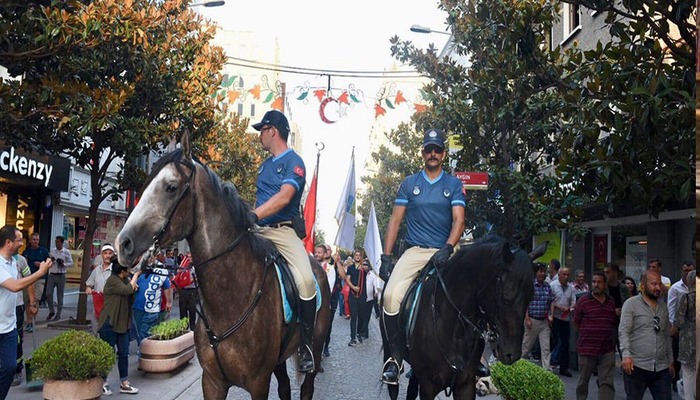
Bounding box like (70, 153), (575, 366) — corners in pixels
(120, 382), (139, 394)
(102, 383), (113, 396)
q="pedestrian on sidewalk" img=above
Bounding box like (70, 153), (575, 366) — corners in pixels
(176, 252), (198, 332)
(573, 271), (618, 400)
(21, 232), (49, 331)
(550, 266), (576, 377)
(521, 262), (555, 372)
(133, 253), (171, 350)
(0, 225), (52, 400)
(672, 270), (695, 400)
(11, 254), (34, 387)
(619, 269), (674, 399)
(345, 249), (367, 347)
(86, 244), (117, 321)
(97, 256), (141, 395)
(46, 235), (73, 321)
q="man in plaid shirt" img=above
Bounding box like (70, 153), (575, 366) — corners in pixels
(521, 262), (555, 371)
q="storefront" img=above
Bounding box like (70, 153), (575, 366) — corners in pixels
(52, 166), (128, 287)
(0, 145), (71, 251)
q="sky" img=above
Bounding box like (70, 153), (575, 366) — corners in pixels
(196, 1), (450, 247)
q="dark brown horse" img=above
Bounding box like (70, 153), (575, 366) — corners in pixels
(115, 135), (330, 400)
(382, 235), (546, 400)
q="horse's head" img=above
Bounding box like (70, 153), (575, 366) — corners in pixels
(116, 133), (198, 266)
(462, 237), (547, 365)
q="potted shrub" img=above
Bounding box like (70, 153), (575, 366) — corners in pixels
(32, 330), (115, 400)
(490, 359), (565, 400)
(139, 317), (195, 373)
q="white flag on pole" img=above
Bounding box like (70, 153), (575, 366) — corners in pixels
(364, 201), (383, 274)
(334, 152), (356, 250)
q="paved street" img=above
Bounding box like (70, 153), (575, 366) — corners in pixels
(9, 289), (681, 399)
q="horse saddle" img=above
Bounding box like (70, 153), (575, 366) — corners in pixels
(271, 252), (321, 325)
(399, 264), (438, 350)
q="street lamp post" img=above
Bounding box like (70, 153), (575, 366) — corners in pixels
(189, 0), (225, 7)
(410, 24), (454, 58)
(410, 24), (451, 36)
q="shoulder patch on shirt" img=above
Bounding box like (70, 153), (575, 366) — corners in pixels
(413, 186), (421, 195)
(294, 166), (304, 177)
(443, 189), (451, 197)
(258, 165), (264, 175)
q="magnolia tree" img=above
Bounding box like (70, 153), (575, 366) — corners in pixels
(0, 0), (226, 324)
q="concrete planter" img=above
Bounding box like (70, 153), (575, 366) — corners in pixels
(139, 330), (195, 373)
(43, 376), (103, 400)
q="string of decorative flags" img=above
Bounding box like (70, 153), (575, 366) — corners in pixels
(212, 73), (430, 124)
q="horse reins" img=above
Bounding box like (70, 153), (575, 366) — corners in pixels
(429, 262), (504, 397)
(148, 158), (270, 386)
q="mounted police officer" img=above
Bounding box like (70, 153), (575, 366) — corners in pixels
(379, 128), (466, 385)
(250, 110), (317, 373)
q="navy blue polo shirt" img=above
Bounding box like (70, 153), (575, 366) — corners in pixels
(395, 170), (466, 248)
(255, 149), (306, 226)
(23, 246), (50, 273)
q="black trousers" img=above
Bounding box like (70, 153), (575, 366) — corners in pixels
(358, 300), (374, 338)
(324, 289), (339, 348)
(178, 288), (199, 331)
(14, 306), (24, 374)
(348, 296), (362, 340)
(552, 318), (570, 371)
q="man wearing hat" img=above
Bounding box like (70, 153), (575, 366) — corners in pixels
(379, 128), (466, 385)
(250, 110), (318, 373)
(86, 244), (117, 321)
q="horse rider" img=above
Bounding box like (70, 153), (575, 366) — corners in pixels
(250, 110), (317, 374)
(379, 128), (466, 385)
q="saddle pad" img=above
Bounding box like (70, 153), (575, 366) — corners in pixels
(275, 262), (322, 324)
(403, 267), (436, 341)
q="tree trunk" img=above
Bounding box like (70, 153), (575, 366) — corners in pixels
(75, 162), (102, 325)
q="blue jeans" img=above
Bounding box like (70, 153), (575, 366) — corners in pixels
(98, 320), (130, 381)
(132, 309), (159, 347)
(625, 367), (672, 400)
(0, 329), (18, 400)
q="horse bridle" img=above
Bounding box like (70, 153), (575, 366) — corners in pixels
(429, 263), (504, 396)
(147, 157), (266, 385)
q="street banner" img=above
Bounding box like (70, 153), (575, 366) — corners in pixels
(334, 151), (356, 250)
(363, 201), (382, 274)
(302, 164), (318, 254)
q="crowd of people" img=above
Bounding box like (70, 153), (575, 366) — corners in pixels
(521, 257), (696, 400)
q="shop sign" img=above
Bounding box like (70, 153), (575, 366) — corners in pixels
(0, 146), (70, 191)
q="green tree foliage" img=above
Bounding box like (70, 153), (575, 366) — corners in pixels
(203, 113), (264, 205)
(389, 0), (694, 241)
(0, 0), (226, 323)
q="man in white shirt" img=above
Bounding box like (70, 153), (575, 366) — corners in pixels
(46, 236), (73, 321)
(549, 267), (576, 377)
(0, 225), (51, 399)
(86, 244), (116, 321)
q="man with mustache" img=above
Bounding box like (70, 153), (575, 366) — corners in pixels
(379, 128), (466, 385)
(619, 269), (674, 399)
(573, 271), (618, 400)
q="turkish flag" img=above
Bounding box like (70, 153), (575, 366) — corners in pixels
(302, 166), (318, 254)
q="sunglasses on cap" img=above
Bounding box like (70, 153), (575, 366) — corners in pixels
(422, 145), (444, 154)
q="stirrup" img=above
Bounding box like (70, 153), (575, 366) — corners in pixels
(381, 357), (402, 385)
(298, 344), (315, 373)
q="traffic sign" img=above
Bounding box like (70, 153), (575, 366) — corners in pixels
(454, 171), (488, 190)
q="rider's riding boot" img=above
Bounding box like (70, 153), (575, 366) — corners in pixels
(381, 313), (402, 385)
(298, 297), (316, 373)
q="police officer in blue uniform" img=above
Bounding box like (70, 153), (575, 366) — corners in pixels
(250, 110), (317, 373)
(379, 128), (466, 385)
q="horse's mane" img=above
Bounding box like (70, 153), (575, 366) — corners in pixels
(144, 149), (273, 259)
(448, 234), (511, 276)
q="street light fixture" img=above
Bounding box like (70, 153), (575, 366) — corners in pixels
(189, 0), (225, 7)
(410, 24), (451, 36)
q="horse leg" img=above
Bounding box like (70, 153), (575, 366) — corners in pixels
(201, 369), (229, 400)
(452, 371), (477, 400)
(416, 375), (439, 400)
(273, 363), (292, 400)
(247, 375), (272, 400)
(406, 372), (419, 400)
(387, 383), (399, 400)
(300, 370), (318, 400)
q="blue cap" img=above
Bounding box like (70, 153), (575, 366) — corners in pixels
(252, 110), (290, 136)
(422, 128), (445, 149)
